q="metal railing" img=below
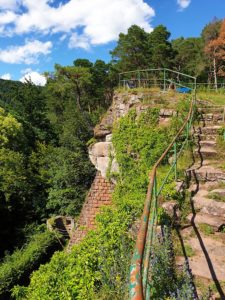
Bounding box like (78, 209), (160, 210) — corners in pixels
(196, 82), (225, 90)
(129, 82), (196, 299)
(119, 68), (197, 92)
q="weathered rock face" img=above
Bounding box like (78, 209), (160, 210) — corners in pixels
(90, 91), (176, 178)
(93, 91), (176, 140)
(88, 141), (119, 178)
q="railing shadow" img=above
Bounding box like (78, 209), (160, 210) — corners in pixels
(175, 226), (198, 299)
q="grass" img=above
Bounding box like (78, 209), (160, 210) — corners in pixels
(197, 89), (225, 106)
(207, 181), (225, 191)
(174, 240), (195, 257)
(172, 229), (195, 257)
(177, 146), (195, 180)
(208, 192), (225, 202)
(198, 223), (214, 235)
(216, 135), (225, 166)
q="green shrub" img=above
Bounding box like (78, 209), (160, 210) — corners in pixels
(12, 208), (133, 300)
(149, 227), (196, 299)
(0, 230), (58, 296)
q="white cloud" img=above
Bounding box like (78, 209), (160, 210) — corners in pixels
(20, 71), (47, 86)
(177, 0), (191, 10)
(0, 0), (155, 48)
(1, 73), (11, 80)
(0, 40), (52, 64)
(20, 67), (32, 74)
(59, 34), (67, 42)
(0, 11), (17, 25)
(69, 32), (90, 50)
(0, 0), (20, 10)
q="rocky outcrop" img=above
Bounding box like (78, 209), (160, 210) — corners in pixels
(94, 91), (176, 141)
(88, 140), (119, 178)
(90, 91), (176, 178)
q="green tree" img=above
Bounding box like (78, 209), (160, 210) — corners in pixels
(29, 142), (94, 217)
(202, 18), (222, 44)
(3, 81), (56, 150)
(46, 147), (94, 216)
(74, 58), (93, 68)
(148, 25), (174, 68)
(111, 25), (149, 71)
(56, 64), (93, 111)
(172, 37), (205, 78)
(0, 107), (23, 148)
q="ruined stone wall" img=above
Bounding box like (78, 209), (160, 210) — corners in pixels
(67, 172), (114, 250)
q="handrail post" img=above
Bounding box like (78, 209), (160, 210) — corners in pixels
(138, 71), (141, 88)
(174, 142), (177, 181)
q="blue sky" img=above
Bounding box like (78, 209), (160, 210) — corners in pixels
(0, 0), (225, 85)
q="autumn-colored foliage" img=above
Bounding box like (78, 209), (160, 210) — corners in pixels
(205, 18), (225, 85)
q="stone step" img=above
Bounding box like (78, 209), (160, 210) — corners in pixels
(194, 133), (217, 141)
(196, 125), (222, 135)
(198, 114), (224, 123)
(199, 113), (224, 122)
(187, 212), (225, 231)
(186, 236), (225, 281)
(198, 120), (224, 127)
(194, 146), (217, 158)
(192, 195), (225, 218)
(209, 188), (225, 198)
(187, 165), (225, 182)
(199, 140), (216, 147)
(198, 107), (224, 114)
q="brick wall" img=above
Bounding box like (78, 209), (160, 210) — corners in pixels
(67, 171), (114, 251)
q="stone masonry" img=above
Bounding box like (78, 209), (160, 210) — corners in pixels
(67, 171), (114, 251)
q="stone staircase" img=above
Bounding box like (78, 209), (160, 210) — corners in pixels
(180, 101), (225, 299)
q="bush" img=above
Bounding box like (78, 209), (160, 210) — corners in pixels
(149, 227), (196, 299)
(12, 208), (133, 300)
(0, 230), (58, 297)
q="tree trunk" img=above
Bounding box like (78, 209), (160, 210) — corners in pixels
(213, 57), (218, 91)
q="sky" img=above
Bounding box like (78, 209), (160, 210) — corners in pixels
(0, 0), (225, 85)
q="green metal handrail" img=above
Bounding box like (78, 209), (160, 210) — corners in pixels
(119, 68), (197, 91)
(129, 89), (196, 300)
